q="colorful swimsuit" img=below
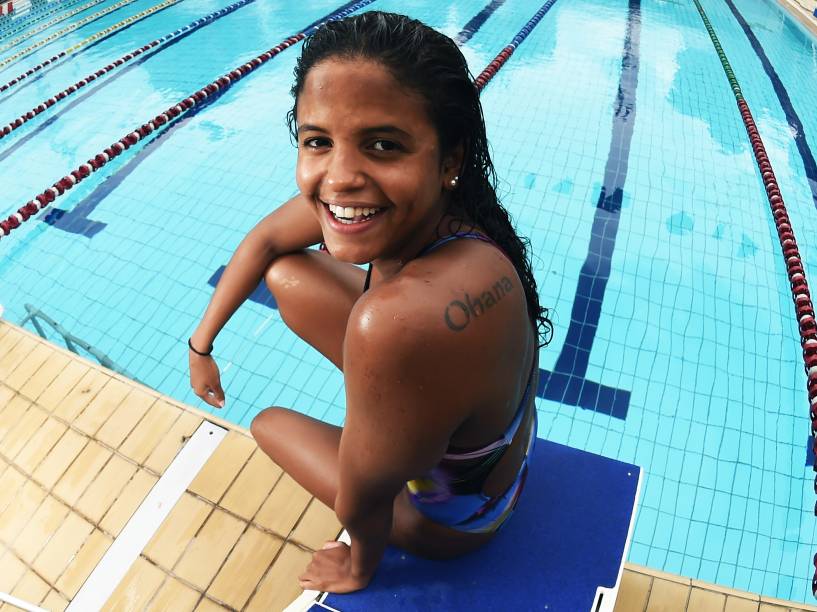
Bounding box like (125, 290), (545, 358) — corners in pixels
(362, 231), (539, 534)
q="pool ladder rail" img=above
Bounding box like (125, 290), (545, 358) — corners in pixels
(20, 303), (143, 383)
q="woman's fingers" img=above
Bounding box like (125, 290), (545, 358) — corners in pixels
(212, 384), (226, 408)
(206, 387), (226, 408)
(189, 353), (226, 408)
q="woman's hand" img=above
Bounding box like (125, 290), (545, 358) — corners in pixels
(188, 348), (226, 408)
(298, 541), (372, 594)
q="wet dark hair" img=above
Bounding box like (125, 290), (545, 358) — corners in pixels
(287, 11), (552, 347)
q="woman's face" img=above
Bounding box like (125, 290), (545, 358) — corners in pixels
(295, 58), (459, 264)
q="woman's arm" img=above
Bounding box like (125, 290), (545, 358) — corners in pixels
(190, 194), (322, 350)
(332, 289), (466, 584)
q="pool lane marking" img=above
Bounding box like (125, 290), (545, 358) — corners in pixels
(0, 0), (379, 240)
(721, 0), (817, 211)
(65, 420), (228, 611)
(0, 0), (106, 44)
(455, 0), (506, 44)
(692, 0), (817, 596)
(0, 0), (186, 102)
(0, 0), (141, 70)
(535, 0), (641, 420)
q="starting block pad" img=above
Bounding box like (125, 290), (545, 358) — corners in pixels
(287, 437), (641, 612)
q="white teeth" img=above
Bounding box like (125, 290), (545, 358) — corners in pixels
(327, 203), (382, 221)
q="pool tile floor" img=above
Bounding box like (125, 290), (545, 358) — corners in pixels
(0, 318), (815, 612)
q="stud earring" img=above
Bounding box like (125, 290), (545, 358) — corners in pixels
(449, 176), (459, 189)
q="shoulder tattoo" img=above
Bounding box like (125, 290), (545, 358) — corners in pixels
(443, 276), (514, 332)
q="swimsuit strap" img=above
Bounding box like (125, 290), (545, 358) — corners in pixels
(363, 231), (508, 293)
(416, 231), (511, 261)
(443, 350), (538, 460)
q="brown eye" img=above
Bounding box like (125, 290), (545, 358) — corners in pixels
(371, 139), (400, 152)
(304, 137), (331, 148)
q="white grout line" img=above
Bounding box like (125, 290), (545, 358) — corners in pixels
(0, 592), (49, 612)
(66, 420), (227, 611)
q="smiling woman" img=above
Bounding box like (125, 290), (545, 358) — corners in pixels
(188, 10), (552, 594)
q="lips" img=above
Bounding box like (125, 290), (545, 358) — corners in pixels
(319, 198), (387, 233)
(320, 197), (387, 220)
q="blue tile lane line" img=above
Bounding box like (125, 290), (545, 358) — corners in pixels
(33, 0), (376, 236)
(536, 0), (642, 420)
(209, 265), (278, 309)
(723, 0), (817, 211)
(455, 0), (506, 44)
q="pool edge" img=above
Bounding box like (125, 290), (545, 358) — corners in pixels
(0, 319), (815, 611)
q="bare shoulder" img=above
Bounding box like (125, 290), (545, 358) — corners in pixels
(345, 240), (527, 367)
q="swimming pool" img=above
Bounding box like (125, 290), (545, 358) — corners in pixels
(1, 0), (816, 603)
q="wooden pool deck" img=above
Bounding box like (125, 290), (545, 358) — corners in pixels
(776, 0), (817, 38)
(1, 319), (815, 612)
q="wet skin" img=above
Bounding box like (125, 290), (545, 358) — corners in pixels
(250, 58), (537, 594)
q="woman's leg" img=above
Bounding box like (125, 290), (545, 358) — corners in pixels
(263, 249), (365, 371)
(251, 406), (492, 557)
(251, 248), (362, 505)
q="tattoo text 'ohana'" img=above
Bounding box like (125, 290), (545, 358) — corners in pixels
(444, 276), (513, 332)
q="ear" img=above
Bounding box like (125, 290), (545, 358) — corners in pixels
(441, 142), (465, 190)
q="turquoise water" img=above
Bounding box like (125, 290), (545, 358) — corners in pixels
(1, 0), (817, 603)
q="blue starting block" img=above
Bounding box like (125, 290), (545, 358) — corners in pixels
(287, 438), (641, 612)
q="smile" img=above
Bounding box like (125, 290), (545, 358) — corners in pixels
(323, 201), (386, 225)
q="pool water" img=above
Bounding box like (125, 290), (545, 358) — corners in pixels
(1, 0), (817, 603)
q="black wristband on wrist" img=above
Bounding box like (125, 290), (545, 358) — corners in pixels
(188, 337), (213, 356)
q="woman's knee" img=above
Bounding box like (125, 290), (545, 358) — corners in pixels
(250, 407), (288, 453)
(263, 250), (310, 301)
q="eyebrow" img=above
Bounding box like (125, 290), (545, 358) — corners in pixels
(297, 124), (412, 138)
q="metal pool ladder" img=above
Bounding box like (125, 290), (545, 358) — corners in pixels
(20, 303), (143, 383)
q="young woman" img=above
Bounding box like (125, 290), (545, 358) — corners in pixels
(188, 11), (551, 594)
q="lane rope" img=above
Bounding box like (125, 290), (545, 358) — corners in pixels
(0, 0), (140, 69)
(473, 0), (557, 91)
(693, 0), (817, 597)
(0, 0), (184, 97)
(0, 0), (561, 243)
(0, 0), (263, 140)
(0, 0), (101, 41)
(0, 0), (379, 239)
(0, 0), (107, 52)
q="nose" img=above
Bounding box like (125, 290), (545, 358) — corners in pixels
(324, 146), (366, 192)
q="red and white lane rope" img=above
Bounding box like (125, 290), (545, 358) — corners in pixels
(693, 0), (817, 596)
(473, 0), (556, 91)
(0, 0), (378, 239)
(0, 0), (182, 97)
(0, 0), (139, 69)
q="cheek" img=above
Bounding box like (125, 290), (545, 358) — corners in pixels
(295, 155), (319, 195)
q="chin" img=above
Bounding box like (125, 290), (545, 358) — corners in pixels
(324, 242), (372, 265)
